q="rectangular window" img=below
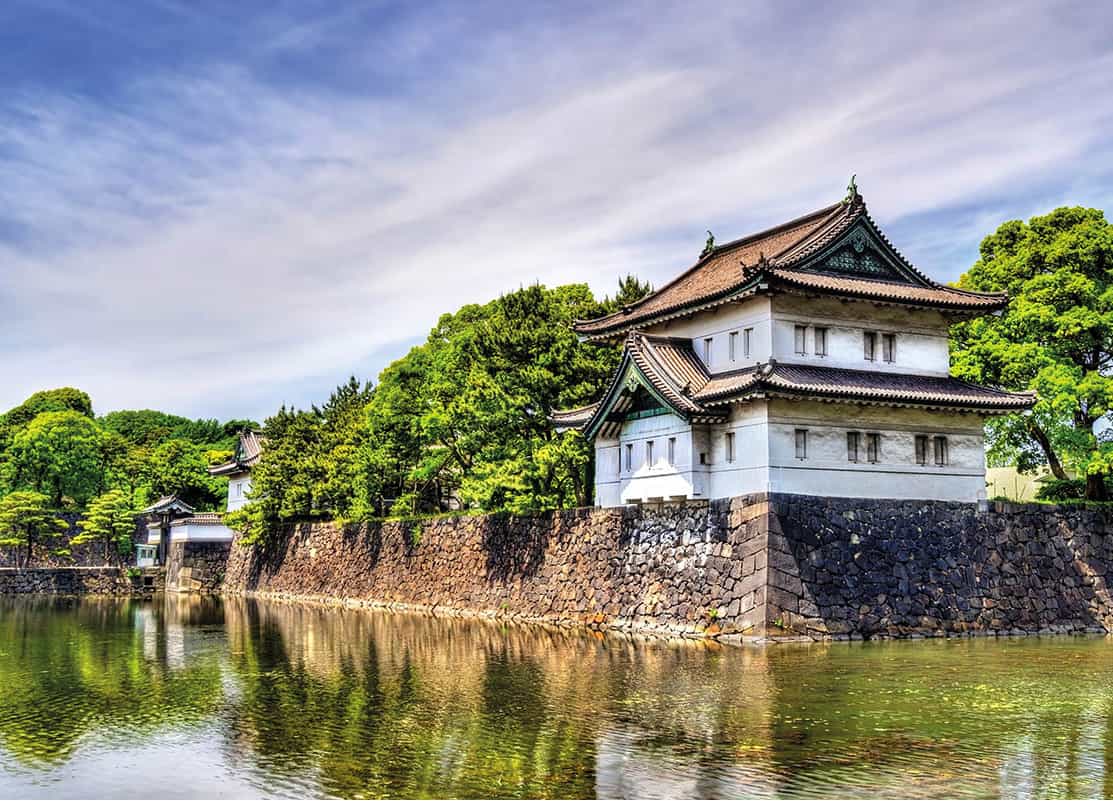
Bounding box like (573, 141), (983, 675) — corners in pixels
(646, 440), (654, 466)
(934, 436), (949, 466)
(915, 435), (928, 466)
(725, 432), (735, 463)
(729, 331), (738, 361)
(847, 431), (860, 463)
(703, 337), (713, 365)
(864, 331), (877, 361)
(794, 325), (807, 355)
(882, 333), (896, 363)
(795, 429), (808, 460)
(814, 327), (828, 357)
(866, 432), (881, 463)
(668, 437), (676, 465)
(625, 443), (633, 471)
(235, 482), (242, 498)
(743, 327), (753, 358)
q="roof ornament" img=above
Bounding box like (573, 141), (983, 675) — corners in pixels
(845, 174), (859, 204)
(701, 230), (715, 258)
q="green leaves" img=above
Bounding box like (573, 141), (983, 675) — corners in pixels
(952, 205), (1113, 498)
(73, 489), (136, 563)
(0, 491), (67, 568)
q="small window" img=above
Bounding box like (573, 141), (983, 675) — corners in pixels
(725, 432), (735, 463)
(864, 331), (877, 361)
(703, 337), (713, 364)
(729, 331), (738, 361)
(915, 435), (928, 466)
(743, 327), (753, 358)
(847, 431), (860, 463)
(814, 327), (828, 357)
(646, 440), (654, 466)
(934, 436), (949, 466)
(866, 432), (881, 463)
(882, 333), (896, 363)
(795, 429), (808, 460)
(794, 325), (807, 355)
(699, 452), (707, 465)
(625, 443), (633, 471)
(668, 437), (676, 465)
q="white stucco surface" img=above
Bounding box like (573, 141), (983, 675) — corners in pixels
(594, 399), (988, 506)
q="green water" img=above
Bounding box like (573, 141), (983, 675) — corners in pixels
(0, 597), (1111, 799)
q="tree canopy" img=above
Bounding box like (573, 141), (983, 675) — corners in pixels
(951, 206), (1113, 499)
(73, 490), (136, 564)
(0, 491), (68, 568)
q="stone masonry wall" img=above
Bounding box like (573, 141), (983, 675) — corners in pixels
(0, 567), (164, 596)
(763, 495), (1113, 639)
(166, 541), (231, 594)
(224, 497), (773, 638)
(222, 494), (1113, 640)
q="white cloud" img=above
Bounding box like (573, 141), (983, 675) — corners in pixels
(1, 1), (1111, 419)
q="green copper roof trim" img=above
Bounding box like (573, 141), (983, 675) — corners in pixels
(585, 359), (688, 440)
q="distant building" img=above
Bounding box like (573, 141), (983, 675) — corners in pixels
(209, 430), (264, 512)
(555, 186), (1035, 506)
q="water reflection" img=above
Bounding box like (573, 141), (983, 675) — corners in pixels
(0, 595), (1111, 798)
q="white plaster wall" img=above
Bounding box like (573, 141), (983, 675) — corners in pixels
(707, 401), (770, 499)
(771, 295), (952, 376)
(765, 399), (987, 501)
(168, 523), (235, 542)
(226, 473), (253, 512)
(594, 440), (623, 508)
(616, 414), (707, 503)
(649, 297), (771, 373)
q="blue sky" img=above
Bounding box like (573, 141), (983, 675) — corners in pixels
(1, 1), (1112, 422)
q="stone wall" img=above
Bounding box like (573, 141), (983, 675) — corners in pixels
(224, 498), (772, 638)
(0, 516), (149, 568)
(223, 494), (1113, 641)
(763, 495), (1113, 639)
(0, 567), (164, 596)
(166, 541), (231, 594)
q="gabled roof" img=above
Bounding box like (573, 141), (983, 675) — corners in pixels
(555, 332), (728, 439)
(555, 333), (1035, 438)
(574, 191), (1007, 339)
(209, 429), (265, 476)
(141, 495), (195, 516)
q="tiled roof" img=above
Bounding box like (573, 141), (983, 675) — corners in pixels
(554, 332), (1035, 434)
(574, 193), (1007, 338)
(767, 270), (1005, 309)
(695, 361), (1036, 411)
(170, 512), (226, 527)
(209, 429), (266, 476)
(551, 404), (598, 429)
(140, 495), (195, 515)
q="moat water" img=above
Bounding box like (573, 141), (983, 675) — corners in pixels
(0, 597), (1112, 799)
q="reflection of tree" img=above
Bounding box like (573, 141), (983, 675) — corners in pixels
(0, 597), (225, 766)
(222, 599), (600, 798)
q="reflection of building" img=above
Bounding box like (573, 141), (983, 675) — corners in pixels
(209, 430), (264, 512)
(556, 185), (1035, 506)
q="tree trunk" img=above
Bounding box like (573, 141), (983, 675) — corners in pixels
(1029, 422), (1068, 480)
(1086, 472), (1109, 501)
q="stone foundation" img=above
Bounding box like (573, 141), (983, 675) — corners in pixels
(222, 494), (1113, 641)
(0, 567), (164, 596)
(166, 541), (231, 594)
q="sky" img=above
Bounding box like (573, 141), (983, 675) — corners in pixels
(1, 0), (1112, 422)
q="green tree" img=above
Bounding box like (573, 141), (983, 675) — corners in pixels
(0, 491), (68, 568)
(606, 273), (654, 310)
(148, 439), (225, 510)
(951, 206), (1113, 499)
(73, 489), (136, 564)
(5, 411), (105, 507)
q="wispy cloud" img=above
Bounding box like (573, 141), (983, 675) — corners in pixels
(1, 0), (1111, 419)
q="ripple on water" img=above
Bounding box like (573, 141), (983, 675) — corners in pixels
(0, 597), (1111, 798)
